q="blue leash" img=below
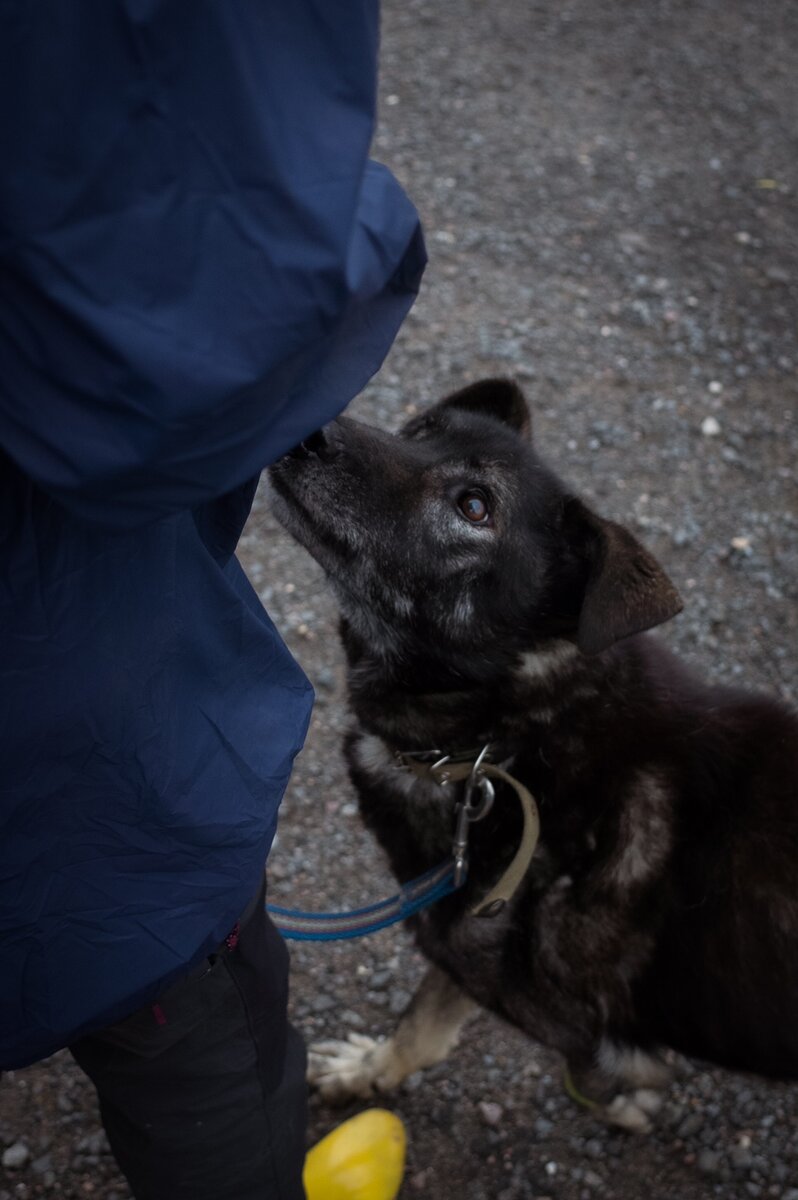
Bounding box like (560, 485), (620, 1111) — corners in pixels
(266, 860), (462, 941)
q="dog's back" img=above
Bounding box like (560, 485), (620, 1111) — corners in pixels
(632, 669), (798, 1076)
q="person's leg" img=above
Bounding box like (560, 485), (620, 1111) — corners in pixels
(70, 883), (306, 1200)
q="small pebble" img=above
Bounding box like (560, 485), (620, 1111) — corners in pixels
(731, 1144), (753, 1170)
(678, 1112), (705, 1138)
(478, 1101), (504, 1127)
(388, 987), (412, 1015)
(2, 1141), (30, 1169)
(698, 1148), (721, 1174)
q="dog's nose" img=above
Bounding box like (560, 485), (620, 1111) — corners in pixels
(303, 429), (328, 455)
(288, 426), (338, 461)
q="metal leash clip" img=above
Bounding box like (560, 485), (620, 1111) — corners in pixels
(452, 745), (495, 886)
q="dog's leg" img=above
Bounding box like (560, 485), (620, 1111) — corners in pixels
(308, 965), (478, 1103)
(566, 1041), (672, 1133)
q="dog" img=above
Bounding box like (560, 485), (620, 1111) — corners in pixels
(269, 378), (798, 1131)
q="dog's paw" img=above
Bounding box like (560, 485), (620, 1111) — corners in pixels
(603, 1087), (664, 1134)
(308, 1033), (400, 1103)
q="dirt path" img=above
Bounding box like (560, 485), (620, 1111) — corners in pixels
(2, 1), (796, 1197)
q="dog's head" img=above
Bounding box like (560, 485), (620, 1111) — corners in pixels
(270, 379), (682, 667)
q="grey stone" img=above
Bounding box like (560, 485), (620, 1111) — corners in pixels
(677, 1111), (705, 1138)
(478, 1101), (504, 1126)
(310, 993), (336, 1013)
(730, 1145), (753, 1170)
(388, 987), (412, 1015)
(76, 1129), (109, 1155)
(697, 1149), (721, 1174)
(1, 1141), (30, 1169)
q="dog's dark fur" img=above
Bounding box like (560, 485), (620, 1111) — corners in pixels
(270, 379), (798, 1129)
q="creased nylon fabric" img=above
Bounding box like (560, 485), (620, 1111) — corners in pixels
(0, 0), (426, 1068)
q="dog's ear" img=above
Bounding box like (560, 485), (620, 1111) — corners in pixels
(440, 378), (531, 438)
(567, 499), (683, 655)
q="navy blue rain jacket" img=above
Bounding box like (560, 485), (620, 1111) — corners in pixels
(0, 2), (425, 1069)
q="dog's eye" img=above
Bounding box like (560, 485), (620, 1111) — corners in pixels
(457, 490), (491, 525)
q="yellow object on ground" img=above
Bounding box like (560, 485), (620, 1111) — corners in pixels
(303, 1108), (406, 1200)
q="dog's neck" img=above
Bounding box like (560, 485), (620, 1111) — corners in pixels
(343, 633), (597, 757)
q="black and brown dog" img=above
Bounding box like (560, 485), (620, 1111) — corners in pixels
(270, 379), (798, 1130)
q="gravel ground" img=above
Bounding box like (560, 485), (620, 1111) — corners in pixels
(2, 1), (797, 1197)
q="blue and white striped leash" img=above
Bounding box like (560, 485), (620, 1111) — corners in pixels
(266, 859), (462, 941)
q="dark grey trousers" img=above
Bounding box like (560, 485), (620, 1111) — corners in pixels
(70, 883), (307, 1200)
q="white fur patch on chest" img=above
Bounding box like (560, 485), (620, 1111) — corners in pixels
(351, 733), (441, 800)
